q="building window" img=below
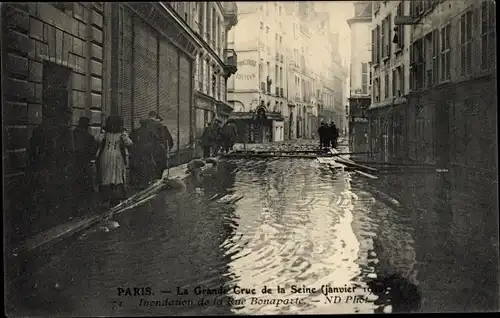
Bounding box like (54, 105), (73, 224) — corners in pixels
(266, 26), (269, 34)
(206, 59), (211, 95)
(260, 22), (264, 30)
(440, 23), (451, 81)
(371, 29), (376, 64)
(279, 67), (283, 95)
(384, 72), (389, 98)
(424, 32), (433, 88)
(212, 8), (216, 48)
(213, 71), (218, 99)
(373, 78), (380, 102)
(392, 68), (397, 97)
(275, 65), (279, 92)
(216, 17), (221, 53)
(361, 62), (368, 94)
(381, 19), (386, 57)
(387, 14), (392, 57)
(196, 56), (203, 90)
(202, 58), (207, 93)
(431, 29), (439, 86)
(396, 2), (405, 49)
(369, 64), (372, 85)
(197, 3), (204, 34)
(206, 5), (211, 42)
(400, 65), (404, 95)
(259, 62), (263, 83)
(460, 10), (473, 76)
(376, 25), (381, 64)
(481, 1), (496, 70)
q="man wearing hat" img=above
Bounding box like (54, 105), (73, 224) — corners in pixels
(73, 116), (99, 195)
(148, 111), (174, 178)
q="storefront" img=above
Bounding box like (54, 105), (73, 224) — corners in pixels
(348, 97), (370, 155)
(114, 3), (201, 165)
(230, 107), (284, 144)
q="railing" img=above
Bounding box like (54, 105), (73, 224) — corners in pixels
(224, 49), (237, 67)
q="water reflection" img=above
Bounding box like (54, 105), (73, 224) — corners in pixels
(8, 164), (241, 316)
(7, 157), (498, 315)
(359, 166), (498, 312)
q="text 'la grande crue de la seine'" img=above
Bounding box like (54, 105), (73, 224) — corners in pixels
(112, 284), (382, 309)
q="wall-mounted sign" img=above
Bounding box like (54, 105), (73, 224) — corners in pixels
(237, 59), (257, 67)
(236, 73), (256, 80)
(234, 53), (258, 89)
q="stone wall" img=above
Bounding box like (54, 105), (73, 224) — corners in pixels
(3, 3), (105, 179)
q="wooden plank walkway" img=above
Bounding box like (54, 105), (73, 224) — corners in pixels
(222, 153), (320, 159)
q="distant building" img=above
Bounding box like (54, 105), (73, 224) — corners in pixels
(227, 2), (286, 143)
(347, 1), (372, 154)
(368, 0), (410, 162)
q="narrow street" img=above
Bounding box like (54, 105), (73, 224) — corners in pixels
(6, 143), (498, 315)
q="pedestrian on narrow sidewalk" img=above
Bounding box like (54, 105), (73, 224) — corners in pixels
(73, 116), (99, 197)
(96, 116), (133, 207)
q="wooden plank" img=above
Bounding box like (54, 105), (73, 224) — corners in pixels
(355, 170), (378, 179)
(334, 157), (379, 172)
(223, 153), (318, 159)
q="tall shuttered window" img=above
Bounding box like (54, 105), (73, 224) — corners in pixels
(440, 24), (451, 81)
(481, 1), (496, 70)
(396, 2), (405, 49)
(460, 10), (473, 76)
(361, 62), (368, 94)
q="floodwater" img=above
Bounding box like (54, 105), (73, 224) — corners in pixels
(6, 153), (499, 316)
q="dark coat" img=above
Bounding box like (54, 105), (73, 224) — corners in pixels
(73, 126), (98, 162)
(221, 123), (238, 144)
(200, 125), (217, 147)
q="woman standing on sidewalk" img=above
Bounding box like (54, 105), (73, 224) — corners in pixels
(96, 116), (133, 207)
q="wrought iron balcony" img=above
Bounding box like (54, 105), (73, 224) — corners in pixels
(222, 2), (238, 29)
(223, 49), (237, 77)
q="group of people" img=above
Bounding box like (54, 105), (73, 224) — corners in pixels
(199, 119), (238, 158)
(28, 111), (174, 208)
(28, 110), (240, 209)
(317, 121), (340, 149)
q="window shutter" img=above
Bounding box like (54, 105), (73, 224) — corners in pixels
(133, 20), (158, 129)
(159, 39), (179, 153)
(122, 9), (134, 131)
(371, 29), (375, 64)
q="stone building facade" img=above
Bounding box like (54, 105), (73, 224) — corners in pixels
(368, 0), (497, 176)
(2, 2), (238, 216)
(3, 3), (106, 181)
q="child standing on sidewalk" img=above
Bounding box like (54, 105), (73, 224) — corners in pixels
(96, 116), (133, 207)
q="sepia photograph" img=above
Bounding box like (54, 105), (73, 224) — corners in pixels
(3, 1), (498, 315)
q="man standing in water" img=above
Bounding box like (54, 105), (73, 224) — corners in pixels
(154, 112), (174, 178)
(318, 122), (327, 150)
(329, 121), (339, 149)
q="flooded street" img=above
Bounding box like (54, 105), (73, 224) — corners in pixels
(7, 153), (499, 315)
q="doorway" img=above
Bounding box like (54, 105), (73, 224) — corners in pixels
(42, 61), (72, 125)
